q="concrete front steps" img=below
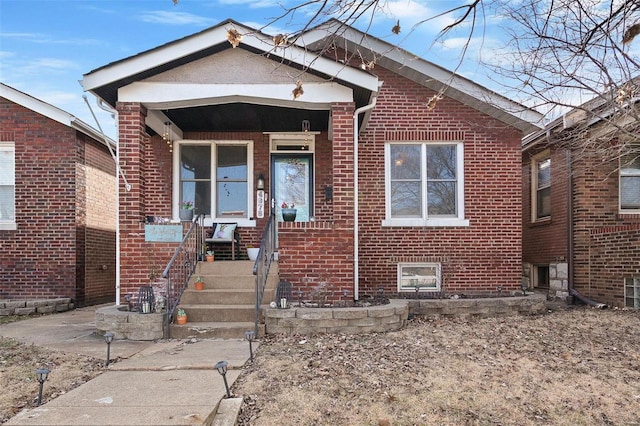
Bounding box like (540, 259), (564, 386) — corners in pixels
(170, 260), (278, 339)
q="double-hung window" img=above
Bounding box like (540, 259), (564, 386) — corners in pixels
(620, 145), (640, 212)
(0, 142), (16, 230)
(532, 153), (551, 221)
(383, 142), (467, 227)
(176, 141), (254, 226)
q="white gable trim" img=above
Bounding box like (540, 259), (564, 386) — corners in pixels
(0, 83), (115, 146)
(119, 81), (354, 110)
(82, 22), (378, 94)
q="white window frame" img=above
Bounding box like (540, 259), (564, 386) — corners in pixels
(531, 150), (551, 222)
(0, 142), (17, 231)
(624, 277), (640, 309)
(173, 140), (255, 227)
(619, 146), (640, 213)
(397, 262), (442, 292)
(382, 141), (468, 227)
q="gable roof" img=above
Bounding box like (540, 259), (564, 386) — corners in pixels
(0, 83), (116, 148)
(298, 19), (544, 135)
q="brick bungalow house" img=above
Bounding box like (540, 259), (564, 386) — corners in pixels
(522, 94), (640, 308)
(0, 83), (117, 307)
(80, 19), (542, 307)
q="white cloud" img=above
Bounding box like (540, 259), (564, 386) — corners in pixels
(139, 10), (213, 26)
(217, 0), (282, 7)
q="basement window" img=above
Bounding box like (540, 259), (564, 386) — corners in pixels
(398, 263), (441, 292)
(624, 277), (640, 309)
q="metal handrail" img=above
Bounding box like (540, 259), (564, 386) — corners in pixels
(161, 214), (205, 338)
(253, 212), (276, 335)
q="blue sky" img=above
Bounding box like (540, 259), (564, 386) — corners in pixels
(0, 0), (508, 138)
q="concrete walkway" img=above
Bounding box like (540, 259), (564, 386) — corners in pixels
(1, 305), (252, 425)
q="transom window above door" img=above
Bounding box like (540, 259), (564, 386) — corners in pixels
(175, 140), (254, 226)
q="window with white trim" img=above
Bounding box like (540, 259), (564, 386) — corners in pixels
(620, 145), (640, 212)
(0, 142), (16, 230)
(398, 263), (441, 292)
(384, 142), (467, 227)
(177, 141), (253, 224)
(625, 277), (640, 309)
(532, 153), (551, 221)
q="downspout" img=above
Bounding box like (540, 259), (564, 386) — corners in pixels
(352, 84), (381, 301)
(90, 97), (124, 306)
(567, 149), (574, 303)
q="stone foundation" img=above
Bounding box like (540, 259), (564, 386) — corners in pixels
(95, 305), (164, 341)
(0, 298), (74, 316)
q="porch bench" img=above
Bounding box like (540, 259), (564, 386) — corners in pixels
(205, 223), (240, 260)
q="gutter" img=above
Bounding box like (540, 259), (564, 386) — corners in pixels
(352, 83), (382, 301)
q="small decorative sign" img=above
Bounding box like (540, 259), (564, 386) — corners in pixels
(145, 224), (183, 242)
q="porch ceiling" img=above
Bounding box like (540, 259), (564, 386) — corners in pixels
(159, 103), (330, 133)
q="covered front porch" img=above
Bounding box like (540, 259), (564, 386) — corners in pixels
(80, 20), (379, 313)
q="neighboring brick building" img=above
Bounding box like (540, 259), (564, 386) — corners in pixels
(522, 97), (640, 308)
(81, 19), (542, 304)
(0, 83), (117, 307)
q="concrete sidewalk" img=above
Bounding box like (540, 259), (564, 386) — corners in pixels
(1, 305), (253, 425)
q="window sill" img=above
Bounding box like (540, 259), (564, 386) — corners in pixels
(382, 218), (470, 227)
(0, 222), (17, 231)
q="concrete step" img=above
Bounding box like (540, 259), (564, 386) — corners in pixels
(177, 304), (260, 323)
(190, 276), (256, 290)
(181, 288), (257, 305)
(196, 260), (277, 276)
(169, 321), (264, 339)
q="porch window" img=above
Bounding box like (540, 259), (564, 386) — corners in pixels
(532, 153), (551, 221)
(0, 142), (16, 230)
(177, 141), (253, 224)
(398, 263), (441, 292)
(383, 142), (467, 227)
(620, 146), (640, 212)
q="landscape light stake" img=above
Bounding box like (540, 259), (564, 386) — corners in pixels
(35, 368), (50, 406)
(245, 330), (255, 362)
(215, 360), (231, 398)
(104, 332), (114, 366)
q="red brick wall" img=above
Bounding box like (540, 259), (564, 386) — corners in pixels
(356, 67), (524, 297)
(0, 97), (116, 305)
(571, 150), (640, 307)
(522, 146), (570, 265)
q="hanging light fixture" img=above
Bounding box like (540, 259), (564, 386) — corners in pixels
(162, 121), (173, 153)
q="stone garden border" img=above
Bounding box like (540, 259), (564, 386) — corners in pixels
(264, 293), (547, 336)
(0, 298), (74, 316)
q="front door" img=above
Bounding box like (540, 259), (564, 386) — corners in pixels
(272, 154), (313, 222)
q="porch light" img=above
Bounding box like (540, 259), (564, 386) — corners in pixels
(245, 330), (255, 362)
(162, 121), (173, 153)
(302, 119), (310, 132)
(215, 360), (231, 398)
(35, 368), (50, 406)
(256, 173), (265, 190)
(104, 332), (114, 367)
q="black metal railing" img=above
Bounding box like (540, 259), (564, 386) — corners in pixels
(162, 214), (205, 338)
(253, 212), (276, 335)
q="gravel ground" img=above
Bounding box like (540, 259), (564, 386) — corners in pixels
(232, 306), (640, 426)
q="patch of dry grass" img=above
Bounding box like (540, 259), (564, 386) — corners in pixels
(233, 307), (640, 425)
(0, 336), (103, 423)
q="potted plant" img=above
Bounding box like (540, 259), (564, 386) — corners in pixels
(281, 201), (297, 222)
(246, 244), (260, 261)
(194, 276), (204, 290)
(176, 308), (187, 325)
(205, 250), (214, 262)
(179, 200), (194, 221)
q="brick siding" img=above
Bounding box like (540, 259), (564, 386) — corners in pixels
(0, 97), (116, 306)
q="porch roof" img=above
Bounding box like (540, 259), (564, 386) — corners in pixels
(81, 19), (379, 135)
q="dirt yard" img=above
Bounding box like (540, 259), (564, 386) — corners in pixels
(232, 306), (640, 426)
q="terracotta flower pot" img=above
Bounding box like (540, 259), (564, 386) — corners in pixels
(176, 315), (187, 325)
(195, 281), (204, 290)
(206, 255), (214, 262)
